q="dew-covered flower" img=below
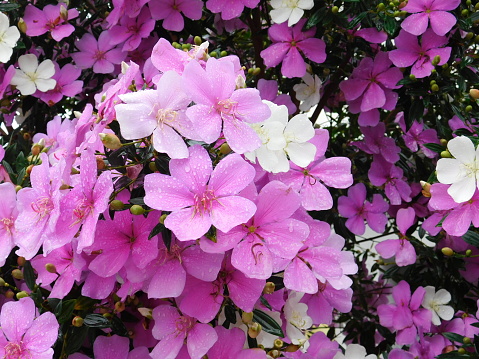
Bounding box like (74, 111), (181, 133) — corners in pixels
(10, 54), (56, 96)
(284, 291), (313, 346)
(436, 136), (479, 203)
(0, 297), (59, 359)
(421, 286), (454, 326)
(0, 12), (20, 63)
(270, 0), (314, 27)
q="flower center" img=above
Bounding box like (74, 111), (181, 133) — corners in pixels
(192, 188), (216, 217)
(72, 198), (94, 225)
(31, 196), (54, 221)
(4, 341), (31, 359)
(215, 99), (238, 120)
(155, 108), (178, 127)
(174, 316), (195, 336)
(94, 50), (106, 61)
(0, 217), (14, 234)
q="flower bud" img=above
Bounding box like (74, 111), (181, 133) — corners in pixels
(96, 157), (106, 170)
(17, 256), (26, 266)
(263, 282), (275, 294)
(274, 339), (284, 349)
(72, 316), (84, 327)
(99, 133), (122, 150)
(220, 51), (227, 57)
(26, 164), (35, 175)
(242, 311), (254, 324)
(5, 290), (14, 299)
(60, 4), (69, 20)
(31, 143), (44, 156)
(17, 18), (27, 33)
(458, 348), (466, 354)
(267, 350), (281, 358)
(45, 263), (57, 274)
(110, 200), (125, 211)
(466, 105), (473, 112)
(210, 51), (217, 58)
(16, 291), (29, 299)
(441, 247), (454, 256)
(331, 5), (339, 13)
(432, 55), (441, 66)
(248, 322), (262, 338)
(219, 143), (232, 155)
(149, 161), (158, 172)
(130, 205), (145, 215)
(431, 84), (439, 92)
(159, 213), (167, 224)
(284, 344), (301, 352)
(440, 138), (448, 146)
(377, 2), (386, 10)
(420, 181), (431, 197)
(12, 269), (24, 280)
(138, 307), (153, 319)
(0, 277), (5, 286)
(463, 336), (472, 344)
(15, 185), (22, 192)
(466, 249), (472, 257)
(409, 74), (416, 81)
(194, 36), (202, 46)
(470, 89), (479, 100)
(440, 150), (452, 158)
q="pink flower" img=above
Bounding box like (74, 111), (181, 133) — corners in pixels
(115, 70), (196, 159)
(150, 0), (203, 32)
(338, 183), (389, 235)
(375, 207), (417, 267)
(0, 297), (59, 358)
(151, 303), (218, 359)
(206, 0), (260, 20)
(208, 326), (266, 359)
(38, 63), (83, 106)
(144, 145), (257, 240)
(71, 31), (126, 74)
(402, 120), (440, 158)
(0, 182), (17, 266)
(260, 19), (327, 78)
(24, 4), (79, 41)
(377, 280), (432, 345)
(109, 6), (156, 52)
(401, 0), (461, 36)
(182, 57), (270, 153)
(31, 242), (86, 299)
(389, 29), (451, 79)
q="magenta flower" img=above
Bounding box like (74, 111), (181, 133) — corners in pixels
(182, 57), (270, 153)
(208, 326), (266, 359)
(377, 280), (432, 345)
(144, 145), (257, 240)
(38, 63), (83, 106)
(109, 6), (155, 52)
(126, 236), (223, 299)
(389, 29), (451, 79)
(352, 123), (400, 164)
(0, 182), (17, 266)
(402, 120), (440, 158)
(70, 334), (149, 359)
(87, 211), (160, 278)
(375, 207), (417, 267)
(206, 0), (260, 20)
(369, 156), (412, 205)
(31, 242), (86, 299)
(105, 0), (151, 27)
(51, 149), (113, 253)
(260, 19), (327, 78)
(401, 0), (461, 36)
(151, 303), (218, 359)
(338, 183), (389, 235)
(71, 32), (126, 74)
(24, 4), (79, 41)
(0, 297), (59, 358)
(339, 52), (402, 118)
(150, 0), (203, 32)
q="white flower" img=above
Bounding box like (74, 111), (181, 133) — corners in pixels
(270, 0), (314, 27)
(333, 344), (376, 359)
(421, 286), (454, 326)
(245, 101), (316, 173)
(10, 54), (56, 96)
(436, 136), (479, 203)
(0, 12), (20, 63)
(284, 291), (313, 346)
(293, 73), (322, 111)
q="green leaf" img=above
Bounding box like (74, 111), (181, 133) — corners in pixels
(437, 353), (469, 359)
(260, 296), (272, 310)
(347, 12), (368, 29)
(423, 143), (445, 153)
(23, 261), (36, 291)
(129, 198), (145, 205)
(470, 11), (479, 22)
(442, 332), (466, 343)
(111, 315), (129, 336)
(65, 326), (89, 355)
(470, 322), (479, 328)
(253, 309), (284, 337)
(462, 231), (479, 248)
(0, 3), (20, 11)
(383, 16), (398, 35)
(55, 299), (76, 324)
(408, 100), (424, 125)
(83, 314), (111, 328)
(148, 222), (166, 240)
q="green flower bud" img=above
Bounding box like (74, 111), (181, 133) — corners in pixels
(72, 316), (84, 327)
(12, 269), (24, 280)
(110, 200), (125, 211)
(16, 291), (29, 299)
(130, 205), (145, 215)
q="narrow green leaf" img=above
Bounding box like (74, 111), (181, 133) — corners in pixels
(23, 261), (36, 291)
(442, 332), (465, 343)
(423, 143), (445, 153)
(462, 231), (479, 248)
(148, 222), (166, 240)
(55, 299), (76, 324)
(253, 309), (284, 337)
(0, 4), (20, 11)
(83, 314), (111, 328)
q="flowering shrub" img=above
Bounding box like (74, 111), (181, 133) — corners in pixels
(0, 0), (479, 358)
